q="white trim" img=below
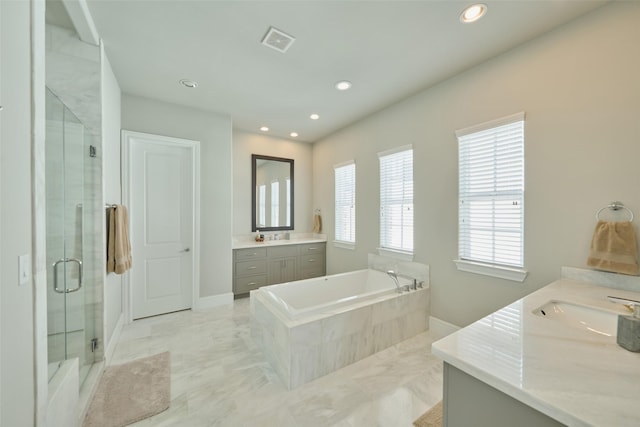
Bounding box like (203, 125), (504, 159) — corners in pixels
(377, 143), (413, 158)
(194, 293), (234, 311)
(77, 360), (104, 425)
(104, 313), (124, 365)
(378, 247), (414, 261)
(121, 130), (201, 322)
(31, 1), (49, 424)
(455, 111), (525, 138)
(333, 159), (355, 169)
(429, 316), (461, 339)
(453, 259), (528, 282)
(333, 241), (355, 250)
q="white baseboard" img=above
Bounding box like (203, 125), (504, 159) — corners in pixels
(105, 313), (124, 365)
(194, 292), (234, 311)
(429, 316), (461, 339)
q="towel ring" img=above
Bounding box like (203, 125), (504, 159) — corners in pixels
(595, 201), (634, 222)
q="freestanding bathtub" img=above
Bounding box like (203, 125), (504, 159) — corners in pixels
(250, 266), (430, 389)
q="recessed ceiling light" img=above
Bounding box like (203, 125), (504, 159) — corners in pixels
(290, 132), (298, 138)
(335, 81), (352, 91)
(460, 4), (487, 23)
(179, 79), (198, 88)
(260, 126), (269, 132)
(310, 113), (320, 120)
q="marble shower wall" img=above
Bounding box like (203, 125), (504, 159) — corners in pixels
(45, 23), (104, 378)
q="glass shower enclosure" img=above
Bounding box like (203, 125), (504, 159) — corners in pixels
(46, 88), (97, 385)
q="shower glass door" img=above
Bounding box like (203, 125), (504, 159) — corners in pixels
(46, 89), (96, 384)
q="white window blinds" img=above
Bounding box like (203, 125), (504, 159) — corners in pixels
(379, 146), (413, 253)
(334, 161), (356, 243)
(457, 113), (525, 268)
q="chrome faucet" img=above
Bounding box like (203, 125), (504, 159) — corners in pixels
(387, 270), (403, 293)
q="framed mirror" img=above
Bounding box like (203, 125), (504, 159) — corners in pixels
(252, 154), (294, 231)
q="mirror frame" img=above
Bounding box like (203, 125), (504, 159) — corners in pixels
(251, 154), (294, 232)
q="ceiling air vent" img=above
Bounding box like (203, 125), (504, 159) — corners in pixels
(261, 26), (295, 53)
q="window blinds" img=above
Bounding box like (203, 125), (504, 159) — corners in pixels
(334, 161), (356, 243)
(457, 113), (525, 268)
(379, 146), (413, 253)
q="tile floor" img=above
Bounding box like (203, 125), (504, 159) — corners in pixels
(112, 298), (444, 427)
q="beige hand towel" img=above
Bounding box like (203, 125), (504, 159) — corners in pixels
(107, 205), (133, 274)
(587, 220), (639, 276)
(312, 213), (322, 233)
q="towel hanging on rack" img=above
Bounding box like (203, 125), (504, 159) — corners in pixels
(312, 211), (322, 234)
(107, 205), (132, 274)
(587, 220), (639, 276)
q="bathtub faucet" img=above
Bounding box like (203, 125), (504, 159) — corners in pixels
(387, 270), (405, 293)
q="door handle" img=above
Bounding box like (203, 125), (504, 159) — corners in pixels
(180, 248), (190, 253)
(53, 258), (83, 293)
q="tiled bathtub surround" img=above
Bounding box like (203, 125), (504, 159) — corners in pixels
(251, 262), (429, 389)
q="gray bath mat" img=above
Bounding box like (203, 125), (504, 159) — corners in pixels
(83, 352), (171, 427)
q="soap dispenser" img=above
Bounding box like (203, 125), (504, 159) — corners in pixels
(617, 304), (640, 352)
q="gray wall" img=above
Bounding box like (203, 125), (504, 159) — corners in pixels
(122, 94), (233, 298)
(102, 51), (123, 354)
(0, 0), (36, 424)
(233, 131), (313, 235)
(312, 2), (640, 327)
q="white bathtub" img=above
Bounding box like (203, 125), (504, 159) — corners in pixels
(250, 266), (430, 389)
(259, 269), (404, 320)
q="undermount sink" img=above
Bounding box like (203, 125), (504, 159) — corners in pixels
(532, 300), (620, 337)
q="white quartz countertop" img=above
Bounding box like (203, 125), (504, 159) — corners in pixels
(232, 237), (327, 249)
(432, 277), (640, 427)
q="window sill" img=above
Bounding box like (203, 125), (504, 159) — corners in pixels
(453, 259), (528, 283)
(378, 248), (414, 261)
(333, 241), (355, 250)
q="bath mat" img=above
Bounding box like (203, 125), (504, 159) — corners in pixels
(413, 400), (443, 427)
(83, 352), (170, 427)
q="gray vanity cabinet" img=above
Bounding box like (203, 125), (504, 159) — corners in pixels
(233, 242), (326, 297)
(233, 248), (268, 295)
(266, 245), (298, 284)
(297, 243), (326, 279)
(442, 363), (564, 427)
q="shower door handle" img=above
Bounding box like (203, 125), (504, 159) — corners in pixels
(53, 258), (83, 293)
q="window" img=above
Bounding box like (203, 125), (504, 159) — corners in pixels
(271, 180), (279, 226)
(286, 178), (291, 226)
(379, 146), (413, 255)
(258, 184), (266, 227)
(334, 161), (356, 245)
(455, 112), (527, 281)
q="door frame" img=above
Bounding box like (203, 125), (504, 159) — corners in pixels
(121, 130), (201, 323)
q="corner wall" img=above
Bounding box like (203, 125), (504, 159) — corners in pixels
(101, 49), (123, 358)
(312, 2), (640, 327)
(121, 94), (233, 298)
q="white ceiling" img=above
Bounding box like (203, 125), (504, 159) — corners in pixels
(86, 0), (608, 143)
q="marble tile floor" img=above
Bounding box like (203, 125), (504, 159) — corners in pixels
(111, 298), (444, 427)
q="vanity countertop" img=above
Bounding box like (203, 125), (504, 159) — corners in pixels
(432, 276), (640, 426)
(232, 236), (327, 250)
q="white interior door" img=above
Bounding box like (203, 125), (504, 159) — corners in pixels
(125, 131), (199, 319)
